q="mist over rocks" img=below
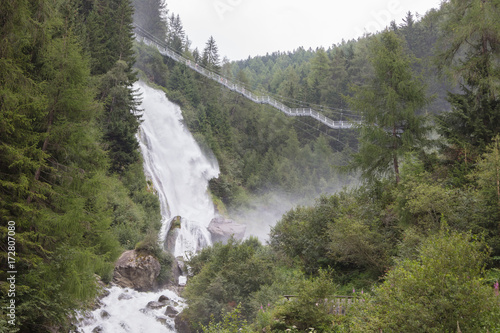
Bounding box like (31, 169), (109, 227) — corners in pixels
(208, 216), (246, 243)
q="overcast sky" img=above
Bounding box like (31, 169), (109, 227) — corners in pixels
(165, 0), (444, 61)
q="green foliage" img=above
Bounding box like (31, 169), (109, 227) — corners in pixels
(270, 196), (340, 275)
(472, 135), (500, 211)
(271, 189), (396, 279)
(351, 231), (500, 332)
(183, 238), (275, 330)
(0, 0), (162, 330)
(346, 30), (430, 184)
(436, 0), (500, 151)
(201, 304), (252, 333)
(135, 230), (173, 286)
(112, 159), (162, 248)
(132, 0), (167, 42)
(270, 270), (339, 332)
(133, 42), (170, 87)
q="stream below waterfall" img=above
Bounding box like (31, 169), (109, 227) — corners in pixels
(76, 81), (220, 332)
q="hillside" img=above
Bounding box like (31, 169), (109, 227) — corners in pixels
(1, 0), (500, 332)
(0, 0), (165, 331)
(132, 1), (500, 331)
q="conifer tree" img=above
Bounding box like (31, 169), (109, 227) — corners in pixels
(132, 0), (168, 41)
(203, 36), (221, 72)
(86, 0), (140, 173)
(437, 0), (500, 151)
(167, 13), (186, 52)
(347, 31), (429, 184)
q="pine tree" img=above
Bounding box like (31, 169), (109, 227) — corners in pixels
(86, 0), (140, 173)
(437, 0), (500, 151)
(308, 48), (329, 104)
(167, 13), (186, 53)
(347, 31), (430, 184)
(132, 0), (168, 41)
(202, 36), (221, 71)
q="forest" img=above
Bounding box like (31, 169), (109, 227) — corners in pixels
(0, 0), (167, 331)
(134, 0), (500, 331)
(1, 0), (500, 332)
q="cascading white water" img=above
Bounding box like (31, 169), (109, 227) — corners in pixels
(77, 81), (219, 332)
(136, 81), (219, 257)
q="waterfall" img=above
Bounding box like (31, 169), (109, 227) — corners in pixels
(137, 81), (219, 257)
(76, 81), (219, 332)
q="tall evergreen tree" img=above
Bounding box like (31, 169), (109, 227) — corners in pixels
(202, 36), (221, 72)
(167, 13), (186, 52)
(86, 0), (140, 173)
(437, 0), (500, 151)
(347, 31), (429, 184)
(132, 0), (168, 41)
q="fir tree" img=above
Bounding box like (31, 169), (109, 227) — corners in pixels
(132, 0), (168, 41)
(167, 13), (186, 52)
(203, 36), (221, 72)
(437, 0), (500, 151)
(347, 31), (430, 184)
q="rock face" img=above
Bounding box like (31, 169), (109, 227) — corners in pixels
(207, 217), (246, 244)
(112, 250), (160, 291)
(165, 216), (181, 254)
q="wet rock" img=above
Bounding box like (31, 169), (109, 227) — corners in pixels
(119, 322), (131, 331)
(156, 315), (168, 325)
(146, 301), (168, 309)
(100, 310), (110, 319)
(118, 292), (133, 300)
(112, 250), (161, 292)
(79, 312), (96, 327)
(92, 325), (103, 333)
(169, 256), (185, 287)
(158, 295), (170, 303)
(96, 276), (109, 298)
(165, 216), (182, 254)
(165, 306), (179, 317)
(208, 216), (246, 244)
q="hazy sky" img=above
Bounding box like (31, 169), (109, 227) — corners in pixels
(165, 0), (444, 60)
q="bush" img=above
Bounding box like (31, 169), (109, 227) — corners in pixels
(270, 269), (339, 332)
(183, 238), (275, 330)
(351, 230), (500, 332)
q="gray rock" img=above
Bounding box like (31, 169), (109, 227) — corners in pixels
(165, 306), (179, 317)
(156, 315), (169, 325)
(208, 217), (246, 244)
(100, 310), (110, 319)
(158, 295), (170, 303)
(147, 301), (168, 309)
(118, 292), (133, 300)
(165, 216), (182, 254)
(119, 322), (131, 331)
(112, 250), (161, 292)
(92, 326), (103, 333)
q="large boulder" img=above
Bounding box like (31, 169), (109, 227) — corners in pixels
(207, 217), (246, 244)
(113, 250), (161, 291)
